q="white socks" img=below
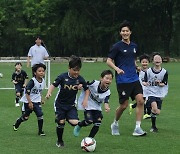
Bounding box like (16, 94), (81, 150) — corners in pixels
(135, 121), (141, 129)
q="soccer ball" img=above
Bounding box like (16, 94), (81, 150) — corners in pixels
(0, 73), (3, 78)
(81, 137), (96, 152)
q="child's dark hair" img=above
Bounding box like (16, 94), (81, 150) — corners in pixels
(32, 63), (46, 77)
(151, 52), (162, 60)
(139, 54), (150, 63)
(101, 70), (114, 78)
(119, 20), (132, 32)
(15, 62), (22, 66)
(69, 55), (82, 69)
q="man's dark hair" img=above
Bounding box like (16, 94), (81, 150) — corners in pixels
(139, 54), (150, 63)
(101, 70), (114, 79)
(119, 20), (132, 32)
(69, 55), (82, 69)
(32, 63), (46, 77)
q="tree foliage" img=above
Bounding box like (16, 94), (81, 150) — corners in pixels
(0, 0), (179, 57)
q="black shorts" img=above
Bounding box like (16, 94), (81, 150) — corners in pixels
(116, 80), (143, 104)
(146, 96), (163, 110)
(15, 84), (24, 95)
(23, 102), (43, 117)
(55, 105), (78, 122)
(84, 110), (103, 123)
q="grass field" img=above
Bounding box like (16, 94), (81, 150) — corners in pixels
(0, 62), (180, 154)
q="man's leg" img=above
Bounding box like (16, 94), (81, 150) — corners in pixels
(111, 100), (128, 135)
(133, 94), (147, 136)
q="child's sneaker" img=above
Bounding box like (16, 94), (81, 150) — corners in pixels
(56, 141), (64, 148)
(38, 131), (46, 136)
(143, 114), (151, 119)
(73, 125), (81, 137)
(150, 127), (158, 133)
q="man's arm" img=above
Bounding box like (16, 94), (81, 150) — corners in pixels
(106, 58), (124, 74)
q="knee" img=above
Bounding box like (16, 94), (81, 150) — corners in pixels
(137, 99), (144, 106)
(16, 93), (21, 97)
(94, 120), (101, 127)
(22, 115), (29, 121)
(85, 120), (93, 126)
(69, 120), (79, 126)
(57, 123), (65, 128)
(37, 116), (43, 120)
(119, 104), (127, 110)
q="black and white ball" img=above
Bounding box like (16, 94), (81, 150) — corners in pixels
(81, 137), (96, 152)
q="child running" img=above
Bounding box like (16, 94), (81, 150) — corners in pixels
(13, 63), (46, 136)
(73, 70), (113, 138)
(45, 55), (89, 148)
(143, 53), (168, 132)
(12, 62), (28, 107)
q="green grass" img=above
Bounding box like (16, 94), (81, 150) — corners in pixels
(0, 62), (180, 154)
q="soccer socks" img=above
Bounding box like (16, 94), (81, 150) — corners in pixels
(89, 126), (99, 138)
(15, 96), (20, 104)
(56, 124), (65, 142)
(14, 117), (23, 128)
(38, 119), (43, 133)
(78, 120), (91, 127)
(151, 112), (157, 128)
(135, 121), (141, 129)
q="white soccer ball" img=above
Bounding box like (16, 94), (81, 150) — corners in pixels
(0, 73), (3, 78)
(81, 137), (96, 152)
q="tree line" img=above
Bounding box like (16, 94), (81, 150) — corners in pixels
(0, 0), (179, 57)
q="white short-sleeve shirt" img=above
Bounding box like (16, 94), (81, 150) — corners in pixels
(28, 44), (49, 67)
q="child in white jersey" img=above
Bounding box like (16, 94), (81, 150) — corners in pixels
(143, 53), (168, 132)
(73, 70), (113, 138)
(13, 63), (46, 136)
(129, 54), (151, 119)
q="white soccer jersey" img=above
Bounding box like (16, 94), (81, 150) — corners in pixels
(139, 70), (148, 97)
(20, 77), (45, 103)
(28, 44), (49, 67)
(145, 67), (168, 98)
(78, 80), (111, 111)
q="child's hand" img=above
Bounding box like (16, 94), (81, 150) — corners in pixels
(136, 66), (141, 72)
(77, 84), (83, 90)
(142, 82), (149, 86)
(23, 84), (26, 88)
(104, 103), (110, 113)
(45, 93), (51, 99)
(13, 81), (18, 84)
(82, 100), (88, 108)
(41, 99), (45, 104)
(28, 102), (33, 110)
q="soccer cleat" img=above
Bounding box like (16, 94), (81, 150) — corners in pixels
(73, 125), (81, 137)
(143, 114), (151, 120)
(15, 103), (20, 107)
(56, 141), (64, 148)
(13, 124), (18, 131)
(132, 127), (147, 136)
(38, 131), (46, 136)
(111, 122), (120, 135)
(129, 103), (133, 115)
(150, 127), (158, 133)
